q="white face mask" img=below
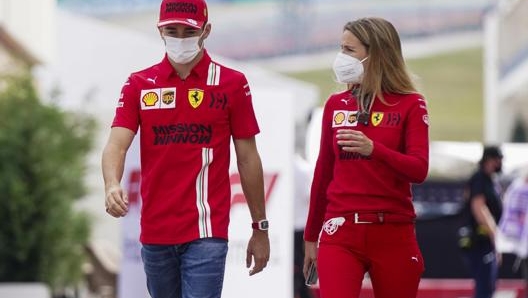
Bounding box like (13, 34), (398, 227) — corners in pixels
(332, 52), (368, 84)
(164, 35), (202, 64)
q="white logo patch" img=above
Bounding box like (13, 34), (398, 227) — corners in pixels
(140, 87), (176, 110)
(323, 217), (346, 235)
(332, 110), (359, 128)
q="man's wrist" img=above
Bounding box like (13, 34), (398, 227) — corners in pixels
(252, 219), (269, 231)
(105, 181), (120, 191)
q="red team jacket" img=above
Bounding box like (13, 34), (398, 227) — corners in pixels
(304, 90), (429, 242)
(112, 50), (260, 244)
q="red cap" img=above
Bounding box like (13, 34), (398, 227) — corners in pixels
(157, 0), (208, 29)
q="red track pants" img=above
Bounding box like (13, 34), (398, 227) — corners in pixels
(317, 218), (424, 298)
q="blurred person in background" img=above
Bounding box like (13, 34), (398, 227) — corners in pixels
(459, 145), (504, 298)
(303, 17), (429, 298)
(496, 170), (528, 298)
(101, 0), (270, 297)
(294, 153), (314, 298)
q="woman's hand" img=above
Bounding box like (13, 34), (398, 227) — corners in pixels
(303, 241), (318, 279)
(336, 129), (373, 156)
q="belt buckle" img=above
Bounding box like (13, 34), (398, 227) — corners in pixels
(354, 213), (372, 224)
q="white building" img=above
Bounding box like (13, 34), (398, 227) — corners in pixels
(484, 0), (528, 143)
(0, 0), (56, 65)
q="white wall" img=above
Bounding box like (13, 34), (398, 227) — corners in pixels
(0, 0), (56, 64)
(0, 283), (50, 298)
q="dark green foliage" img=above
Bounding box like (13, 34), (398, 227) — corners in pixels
(0, 73), (95, 288)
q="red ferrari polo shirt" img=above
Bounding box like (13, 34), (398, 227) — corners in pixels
(112, 50), (260, 244)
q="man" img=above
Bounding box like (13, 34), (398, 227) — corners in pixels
(461, 145), (504, 298)
(101, 0), (270, 297)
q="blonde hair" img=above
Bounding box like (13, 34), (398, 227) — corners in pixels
(344, 17), (416, 104)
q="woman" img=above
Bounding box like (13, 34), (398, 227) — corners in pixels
(303, 17), (430, 298)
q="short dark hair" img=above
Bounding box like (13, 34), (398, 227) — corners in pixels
(479, 145), (503, 166)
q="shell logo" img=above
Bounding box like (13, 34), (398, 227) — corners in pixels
(334, 112), (345, 125)
(142, 92), (159, 107)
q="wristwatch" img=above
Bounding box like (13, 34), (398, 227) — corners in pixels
(252, 219), (269, 231)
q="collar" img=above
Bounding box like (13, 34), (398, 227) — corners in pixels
(157, 49), (213, 80)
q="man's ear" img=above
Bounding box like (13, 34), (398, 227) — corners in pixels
(202, 23), (212, 40)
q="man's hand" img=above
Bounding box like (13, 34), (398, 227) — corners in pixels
(105, 184), (129, 217)
(246, 230), (270, 276)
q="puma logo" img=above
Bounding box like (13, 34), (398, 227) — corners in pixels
(147, 76), (157, 84)
(341, 98), (351, 105)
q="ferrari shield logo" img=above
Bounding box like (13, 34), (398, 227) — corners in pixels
(188, 89), (204, 108)
(371, 112), (384, 126)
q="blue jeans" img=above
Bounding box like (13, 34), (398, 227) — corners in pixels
(463, 244), (498, 298)
(141, 238), (228, 298)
